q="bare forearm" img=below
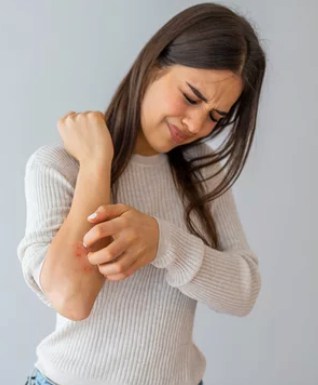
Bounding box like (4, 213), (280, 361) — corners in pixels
(41, 161), (112, 320)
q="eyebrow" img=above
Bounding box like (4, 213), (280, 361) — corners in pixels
(186, 82), (229, 116)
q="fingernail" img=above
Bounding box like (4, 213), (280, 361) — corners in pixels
(87, 212), (98, 220)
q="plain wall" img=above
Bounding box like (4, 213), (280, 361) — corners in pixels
(1, 0), (317, 384)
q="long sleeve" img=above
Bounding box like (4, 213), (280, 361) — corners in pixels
(151, 162), (261, 317)
(16, 146), (77, 308)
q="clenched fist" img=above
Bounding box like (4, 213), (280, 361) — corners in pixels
(57, 110), (114, 166)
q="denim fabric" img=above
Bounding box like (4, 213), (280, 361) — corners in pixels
(24, 368), (58, 385)
(25, 367), (204, 385)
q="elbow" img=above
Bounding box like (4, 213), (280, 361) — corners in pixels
(40, 266), (94, 321)
(56, 301), (92, 321)
(48, 291), (92, 321)
(58, 307), (90, 321)
(237, 268), (262, 317)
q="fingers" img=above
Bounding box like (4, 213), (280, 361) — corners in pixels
(57, 111), (77, 130)
(83, 216), (124, 248)
(98, 251), (136, 276)
(86, 204), (130, 224)
(101, 257), (142, 281)
(58, 111), (104, 126)
(87, 235), (128, 265)
(87, 235), (139, 280)
(60, 111), (77, 120)
(83, 203), (144, 282)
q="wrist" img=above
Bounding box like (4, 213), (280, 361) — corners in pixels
(80, 159), (112, 176)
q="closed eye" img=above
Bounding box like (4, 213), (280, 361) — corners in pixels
(183, 92), (197, 105)
(182, 93), (219, 123)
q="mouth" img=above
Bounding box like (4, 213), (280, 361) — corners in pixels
(167, 123), (191, 144)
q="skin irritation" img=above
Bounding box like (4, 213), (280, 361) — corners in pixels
(74, 241), (94, 273)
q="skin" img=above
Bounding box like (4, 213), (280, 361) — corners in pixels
(81, 65), (244, 281)
(135, 64), (243, 156)
(74, 242), (94, 273)
(83, 204), (160, 280)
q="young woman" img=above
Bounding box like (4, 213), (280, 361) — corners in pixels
(19, 3), (266, 385)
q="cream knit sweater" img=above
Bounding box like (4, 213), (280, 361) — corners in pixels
(17, 142), (261, 385)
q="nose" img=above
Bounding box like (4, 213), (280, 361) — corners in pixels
(182, 109), (206, 135)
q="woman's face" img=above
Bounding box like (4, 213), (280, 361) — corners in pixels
(136, 64), (243, 155)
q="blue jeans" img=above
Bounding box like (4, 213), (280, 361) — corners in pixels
(26, 367), (204, 385)
(25, 368), (58, 385)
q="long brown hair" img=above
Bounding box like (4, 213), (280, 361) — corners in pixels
(104, 2), (266, 249)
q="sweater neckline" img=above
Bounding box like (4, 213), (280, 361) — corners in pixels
(131, 152), (168, 166)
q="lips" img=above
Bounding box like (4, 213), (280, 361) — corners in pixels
(168, 123), (191, 143)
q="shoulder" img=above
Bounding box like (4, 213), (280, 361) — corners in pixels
(25, 143), (80, 186)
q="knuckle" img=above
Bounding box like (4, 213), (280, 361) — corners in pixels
(103, 250), (113, 262)
(125, 232), (135, 244)
(115, 263), (125, 273)
(95, 205), (107, 215)
(95, 111), (105, 118)
(75, 113), (83, 120)
(87, 252), (94, 263)
(95, 225), (105, 238)
(99, 266), (107, 276)
(65, 113), (76, 120)
(99, 204), (108, 212)
(57, 117), (67, 126)
(86, 111), (96, 118)
(112, 264), (121, 273)
(88, 111), (101, 120)
(120, 216), (129, 227)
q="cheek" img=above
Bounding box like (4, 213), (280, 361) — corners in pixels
(141, 83), (186, 125)
(144, 100), (184, 125)
(160, 93), (186, 117)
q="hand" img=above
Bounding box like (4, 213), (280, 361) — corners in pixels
(57, 110), (114, 165)
(82, 204), (160, 281)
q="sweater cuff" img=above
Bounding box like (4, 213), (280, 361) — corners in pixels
(151, 216), (205, 287)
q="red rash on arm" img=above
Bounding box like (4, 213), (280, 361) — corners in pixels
(74, 242), (94, 273)
(75, 242), (88, 258)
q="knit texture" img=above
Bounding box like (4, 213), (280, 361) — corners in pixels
(17, 142), (261, 385)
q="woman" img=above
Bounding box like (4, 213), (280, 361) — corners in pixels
(19, 2), (266, 385)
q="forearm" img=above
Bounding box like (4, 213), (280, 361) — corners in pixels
(40, 161), (112, 320)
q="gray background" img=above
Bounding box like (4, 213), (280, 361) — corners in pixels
(1, 0), (317, 384)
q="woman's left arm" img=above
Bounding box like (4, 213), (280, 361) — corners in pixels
(151, 185), (261, 317)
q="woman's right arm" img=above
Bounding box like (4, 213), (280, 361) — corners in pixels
(40, 160), (112, 321)
(41, 111), (115, 320)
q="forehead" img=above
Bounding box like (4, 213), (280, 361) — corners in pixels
(168, 64), (243, 109)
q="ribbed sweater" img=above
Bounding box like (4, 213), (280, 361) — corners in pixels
(17, 142), (261, 385)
